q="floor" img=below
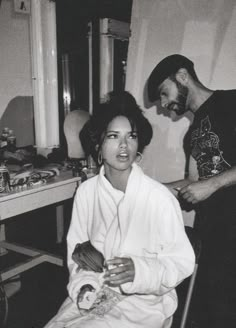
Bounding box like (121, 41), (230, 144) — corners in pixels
(1, 202), (73, 328)
(5, 263), (68, 328)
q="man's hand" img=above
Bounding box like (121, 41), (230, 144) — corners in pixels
(179, 179), (217, 204)
(104, 257), (135, 287)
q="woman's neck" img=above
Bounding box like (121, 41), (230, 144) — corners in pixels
(104, 166), (132, 192)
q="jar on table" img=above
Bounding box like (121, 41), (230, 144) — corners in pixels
(0, 127), (10, 148)
(7, 130), (17, 152)
(0, 163), (11, 193)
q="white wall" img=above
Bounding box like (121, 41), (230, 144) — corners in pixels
(0, 0), (32, 118)
(125, 0), (236, 225)
(0, 0), (59, 150)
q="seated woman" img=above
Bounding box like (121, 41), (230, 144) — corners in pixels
(44, 91), (195, 328)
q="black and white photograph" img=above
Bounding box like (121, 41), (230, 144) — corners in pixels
(0, 0), (236, 327)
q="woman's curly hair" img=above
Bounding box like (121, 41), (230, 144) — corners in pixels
(80, 91), (153, 165)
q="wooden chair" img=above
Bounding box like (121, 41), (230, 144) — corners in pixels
(0, 283), (8, 327)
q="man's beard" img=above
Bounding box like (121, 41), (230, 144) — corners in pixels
(171, 80), (188, 116)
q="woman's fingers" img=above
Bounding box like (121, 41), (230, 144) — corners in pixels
(104, 257), (135, 286)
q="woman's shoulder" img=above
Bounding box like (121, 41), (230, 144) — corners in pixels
(76, 174), (98, 195)
(142, 172), (175, 199)
(141, 175), (182, 218)
(134, 164), (169, 193)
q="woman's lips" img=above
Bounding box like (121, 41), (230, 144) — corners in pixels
(117, 152), (129, 161)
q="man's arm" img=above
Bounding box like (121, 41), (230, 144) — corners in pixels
(180, 166), (236, 204)
(164, 149), (236, 204)
(163, 155), (199, 197)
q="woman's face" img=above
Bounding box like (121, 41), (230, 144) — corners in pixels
(101, 115), (138, 174)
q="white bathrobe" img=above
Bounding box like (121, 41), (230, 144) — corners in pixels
(45, 163), (195, 328)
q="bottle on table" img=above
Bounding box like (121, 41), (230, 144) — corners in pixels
(0, 127), (10, 148)
(0, 162), (11, 193)
(7, 129), (17, 152)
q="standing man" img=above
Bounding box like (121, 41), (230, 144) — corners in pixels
(147, 54), (236, 328)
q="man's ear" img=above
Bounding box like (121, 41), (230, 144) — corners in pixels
(175, 68), (189, 85)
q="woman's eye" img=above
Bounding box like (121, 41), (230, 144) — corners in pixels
(106, 133), (117, 139)
(129, 133), (138, 139)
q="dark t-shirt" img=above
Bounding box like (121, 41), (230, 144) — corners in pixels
(187, 90), (236, 326)
(188, 90), (236, 179)
(187, 90), (236, 232)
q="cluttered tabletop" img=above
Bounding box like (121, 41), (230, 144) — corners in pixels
(0, 136), (97, 200)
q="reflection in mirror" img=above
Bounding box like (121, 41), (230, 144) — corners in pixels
(99, 18), (130, 102)
(113, 38), (129, 92)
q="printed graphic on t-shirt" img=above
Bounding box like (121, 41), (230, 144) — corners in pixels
(191, 115), (231, 179)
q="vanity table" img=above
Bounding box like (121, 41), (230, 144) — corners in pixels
(0, 170), (81, 282)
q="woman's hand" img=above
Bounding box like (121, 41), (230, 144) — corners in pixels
(104, 257), (135, 287)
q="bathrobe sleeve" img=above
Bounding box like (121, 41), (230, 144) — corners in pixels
(66, 183), (101, 303)
(121, 189), (195, 296)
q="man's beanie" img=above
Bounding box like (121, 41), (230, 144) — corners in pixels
(147, 54), (194, 102)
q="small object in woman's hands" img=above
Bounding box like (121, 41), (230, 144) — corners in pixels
(77, 290), (97, 310)
(77, 284), (96, 310)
